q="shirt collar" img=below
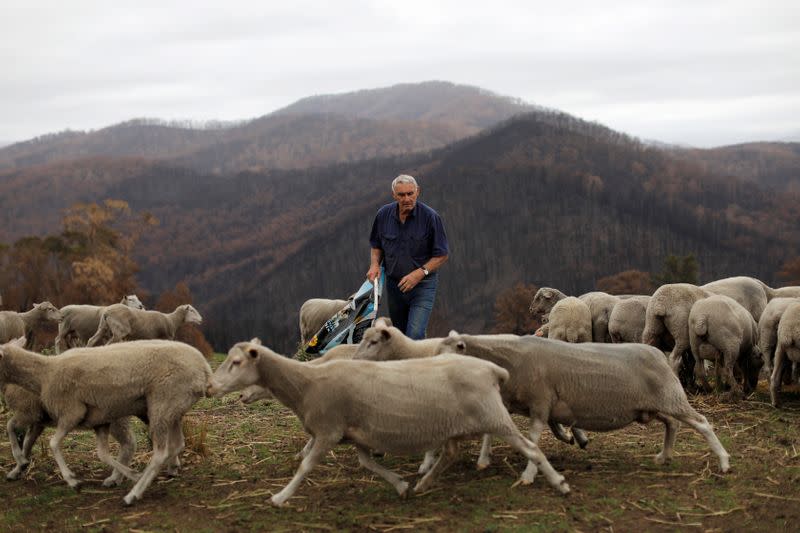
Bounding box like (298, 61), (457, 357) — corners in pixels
(393, 201), (419, 221)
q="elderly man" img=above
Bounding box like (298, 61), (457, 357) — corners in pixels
(366, 174), (449, 339)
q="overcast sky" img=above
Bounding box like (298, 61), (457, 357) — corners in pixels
(2, 0), (797, 147)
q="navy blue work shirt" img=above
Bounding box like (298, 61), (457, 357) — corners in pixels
(369, 201), (449, 280)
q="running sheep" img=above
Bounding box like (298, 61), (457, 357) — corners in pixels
(208, 338), (570, 506)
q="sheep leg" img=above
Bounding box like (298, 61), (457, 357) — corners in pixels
(770, 344), (787, 407)
(548, 422), (574, 445)
(95, 425), (141, 485)
(654, 414), (679, 465)
(6, 417), (28, 479)
(414, 439), (459, 494)
(165, 422), (185, 477)
(572, 427), (589, 449)
(722, 350), (743, 401)
(355, 446), (410, 498)
(295, 437), (315, 460)
(49, 423), (81, 488)
(123, 420), (181, 505)
(502, 433), (569, 495)
(475, 434), (492, 470)
(103, 420), (138, 487)
(519, 418), (547, 485)
(672, 410), (730, 473)
(54, 323), (67, 355)
(271, 436), (335, 507)
(418, 449), (437, 474)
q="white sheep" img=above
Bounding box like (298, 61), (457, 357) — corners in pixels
(353, 324), (588, 471)
(700, 276), (770, 322)
(758, 297), (800, 377)
(0, 302), (62, 348)
(437, 332), (731, 483)
(688, 295), (762, 399)
(3, 382), (135, 485)
(0, 338), (212, 505)
(87, 304), (202, 346)
(608, 296), (651, 343)
(208, 339), (570, 506)
(55, 295), (145, 354)
(770, 302), (800, 407)
(547, 296), (592, 343)
(298, 298), (348, 345)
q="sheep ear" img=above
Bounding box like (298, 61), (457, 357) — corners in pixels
(456, 341), (466, 351)
(248, 348), (258, 358)
(448, 330), (459, 337)
(249, 337), (262, 345)
(11, 337), (25, 347)
(379, 328), (391, 341)
(542, 289), (553, 298)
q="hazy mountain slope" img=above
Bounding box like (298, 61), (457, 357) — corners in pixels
(0, 81), (535, 173)
(671, 142), (800, 193)
(276, 80), (535, 132)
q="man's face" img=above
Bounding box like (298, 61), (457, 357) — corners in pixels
(392, 182), (419, 215)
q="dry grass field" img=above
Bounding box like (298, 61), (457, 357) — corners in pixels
(1, 353), (800, 532)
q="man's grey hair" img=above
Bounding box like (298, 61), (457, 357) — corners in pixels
(392, 174), (418, 192)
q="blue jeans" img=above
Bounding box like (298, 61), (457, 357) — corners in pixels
(385, 274), (438, 340)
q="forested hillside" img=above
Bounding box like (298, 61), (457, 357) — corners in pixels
(1, 92), (799, 354)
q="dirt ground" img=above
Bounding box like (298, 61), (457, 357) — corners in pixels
(1, 377), (800, 532)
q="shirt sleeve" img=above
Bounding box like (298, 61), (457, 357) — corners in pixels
(430, 213), (449, 256)
(369, 212), (382, 249)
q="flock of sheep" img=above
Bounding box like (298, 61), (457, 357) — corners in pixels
(1, 274), (799, 508)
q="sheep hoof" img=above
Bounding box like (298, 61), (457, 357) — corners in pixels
(476, 459), (491, 471)
(270, 494), (288, 507)
(123, 493), (137, 506)
(102, 476), (120, 488)
(6, 469), (21, 481)
(654, 453), (671, 466)
(398, 481), (412, 499)
(558, 481), (571, 495)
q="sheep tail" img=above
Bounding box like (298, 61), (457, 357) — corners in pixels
(692, 315), (708, 337)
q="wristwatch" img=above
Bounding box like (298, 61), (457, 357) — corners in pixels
(421, 266), (430, 276)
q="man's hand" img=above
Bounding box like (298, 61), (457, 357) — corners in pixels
(367, 264), (381, 282)
(398, 269), (425, 293)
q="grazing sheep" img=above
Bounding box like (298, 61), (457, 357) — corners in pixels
(87, 304), (202, 346)
(437, 332), (731, 482)
(579, 292), (624, 343)
(354, 323), (588, 468)
(529, 287), (567, 322)
(0, 338), (211, 504)
(547, 297), (592, 343)
(766, 286), (800, 299)
(758, 297), (800, 376)
(641, 283), (714, 385)
(208, 339), (570, 506)
(55, 295), (145, 354)
(608, 296), (651, 343)
(701, 276), (770, 322)
(299, 298), (348, 345)
(0, 302), (62, 348)
(770, 302), (800, 407)
(688, 295), (762, 399)
(3, 382), (135, 485)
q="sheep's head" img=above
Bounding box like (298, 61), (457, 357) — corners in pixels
(181, 305), (203, 325)
(435, 330), (468, 355)
(122, 295), (145, 310)
(529, 288), (563, 318)
(353, 324), (396, 361)
(33, 301), (63, 322)
(207, 339), (263, 397)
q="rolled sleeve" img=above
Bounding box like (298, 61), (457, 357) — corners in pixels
(430, 213), (449, 257)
